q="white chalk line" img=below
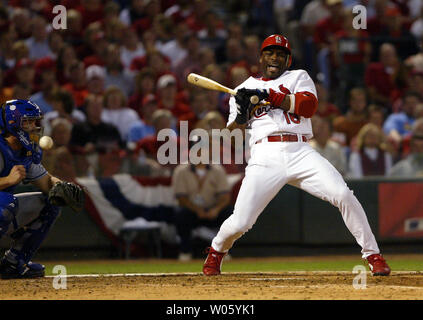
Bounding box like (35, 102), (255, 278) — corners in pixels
(44, 270), (423, 278)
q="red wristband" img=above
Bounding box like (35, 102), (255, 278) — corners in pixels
(266, 88), (287, 107)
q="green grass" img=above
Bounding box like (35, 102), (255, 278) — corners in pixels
(41, 257), (423, 276)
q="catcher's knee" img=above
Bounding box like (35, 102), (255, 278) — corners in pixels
(0, 194), (19, 237)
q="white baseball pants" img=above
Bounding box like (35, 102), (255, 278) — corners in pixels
(211, 140), (380, 258)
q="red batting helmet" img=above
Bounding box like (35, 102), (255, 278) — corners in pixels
(260, 34), (292, 68)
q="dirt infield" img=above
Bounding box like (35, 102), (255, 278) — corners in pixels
(1, 270), (422, 300)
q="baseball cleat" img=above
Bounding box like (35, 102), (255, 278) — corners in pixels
(203, 247), (226, 276)
(0, 258), (45, 279)
(366, 254), (391, 276)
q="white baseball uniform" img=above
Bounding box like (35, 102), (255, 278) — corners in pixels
(211, 69), (380, 258)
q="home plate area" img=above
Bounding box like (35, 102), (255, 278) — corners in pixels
(0, 271), (422, 300)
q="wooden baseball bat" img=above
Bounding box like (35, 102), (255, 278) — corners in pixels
(187, 73), (268, 109)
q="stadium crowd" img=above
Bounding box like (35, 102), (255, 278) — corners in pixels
(1, 0), (423, 183)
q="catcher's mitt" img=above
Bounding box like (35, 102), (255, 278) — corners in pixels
(48, 182), (85, 212)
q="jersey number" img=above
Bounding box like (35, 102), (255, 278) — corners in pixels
(283, 111), (300, 124)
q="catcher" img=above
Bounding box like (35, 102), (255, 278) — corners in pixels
(0, 99), (84, 279)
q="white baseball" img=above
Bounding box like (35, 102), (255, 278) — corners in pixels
(250, 95), (259, 104)
(39, 136), (54, 150)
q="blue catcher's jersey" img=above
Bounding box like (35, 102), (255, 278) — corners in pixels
(0, 135), (47, 193)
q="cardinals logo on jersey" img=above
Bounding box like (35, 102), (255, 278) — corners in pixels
(253, 104), (272, 118)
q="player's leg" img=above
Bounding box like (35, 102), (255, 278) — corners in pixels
(288, 146), (390, 275)
(204, 143), (288, 275)
(0, 192), (60, 279)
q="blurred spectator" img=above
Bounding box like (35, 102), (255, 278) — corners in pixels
(202, 63), (227, 115)
(69, 94), (122, 157)
(30, 57), (58, 113)
(11, 8), (32, 40)
(132, 0), (162, 36)
(184, 0), (210, 33)
(221, 37), (245, 81)
(313, 0), (345, 90)
(0, 68), (13, 104)
(273, 0), (295, 37)
(383, 91), (422, 147)
(371, 6), (419, 60)
(173, 33), (202, 83)
(12, 41), (30, 66)
(119, 0), (146, 26)
(12, 83), (32, 100)
(128, 67), (156, 111)
(241, 35), (261, 77)
(333, 8), (371, 110)
(104, 43), (134, 97)
(172, 137), (232, 261)
(300, 0), (330, 38)
(179, 90), (210, 133)
(104, 17), (125, 44)
(310, 116), (347, 176)
(333, 87), (369, 147)
(127, 94), (158, 147)
(86, 64), (106, 95)
(76, 0), (104, 29)
(42, 118), (77, 181)
(56, 44), (78, 85)
(63, 60), (89, 108)
(228, 66), (250, 90)
(82, 24), (108, 67)
(364, 43), (408, 110)
(2, 58), (35, 92)
(62, 9), (84, 49)
(25, 15), (52, 60)
(156, 73), (191, 119)
(315, 79), (341, 121)
(389, 118), (423, 177)
(120, 26), (146, 70)
(152, 13), (174, 44)
(197, 9), (227, 51)
(347, 123), (393, 178)
(402, 70), (423, 101)
(101, 86), (140, 142)
(0, 27), (17, 70)
(43, 89), (86, 136)
(132, 109), (178, 175)
(368, 104), (386, 129)
(47, 31), (64, 60)
(411, 6), (423, 40)
(159, 22), (190, 69)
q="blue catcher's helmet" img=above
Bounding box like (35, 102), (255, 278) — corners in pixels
(0, 99), (44, 164)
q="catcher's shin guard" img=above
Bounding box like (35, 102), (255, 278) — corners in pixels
(4, 201), (60, 268)
(0, 193), (19, 238)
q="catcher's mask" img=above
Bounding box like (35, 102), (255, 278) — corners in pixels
(0, 99), (44, 162)
(260, 34), (292, 68)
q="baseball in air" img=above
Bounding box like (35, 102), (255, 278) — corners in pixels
(39, 136), (53, 150)
(250, 95), (259, 104)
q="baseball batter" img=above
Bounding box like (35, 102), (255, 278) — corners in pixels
(203, 35), (391, 276)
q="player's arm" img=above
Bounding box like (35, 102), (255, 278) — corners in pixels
(31, 173), (62, 194)
(0, 165), (27, 190)
(267, 90), (318, 118)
